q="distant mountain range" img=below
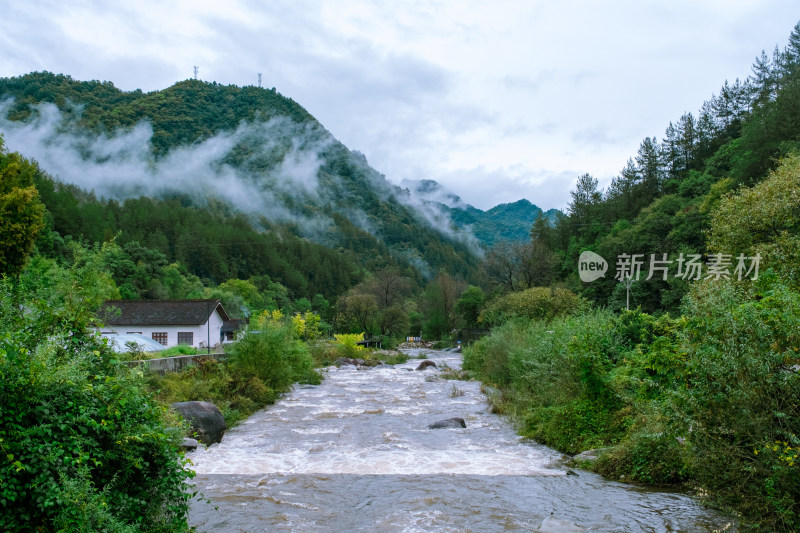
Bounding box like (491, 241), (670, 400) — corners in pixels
(401, 179), (561, 246)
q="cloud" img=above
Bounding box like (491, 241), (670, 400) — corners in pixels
(0, 99), (334, 234)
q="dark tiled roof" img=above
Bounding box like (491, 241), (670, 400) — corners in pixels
(221, 318), (248, 334)
(100, 300), (231, 326)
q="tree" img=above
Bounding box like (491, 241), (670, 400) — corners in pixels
(337, 291), (378, 333)
(456, 285), (485, 328)
(708, 153), (800, 287)
(516, 240), (556, 289)
(568, 173), (602, 236)
(422, 272), (466, 338)
(482, 240), (555, 292)
(0, 139), (45, 276)
(636, 136), (664, 196)
(377, 305), (410, 337)
(482, 240), (520, 292)
(530, 213), (554, 247)
(364, 267), (413, 309)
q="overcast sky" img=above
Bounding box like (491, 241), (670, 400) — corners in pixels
(1, 1), (798, 210)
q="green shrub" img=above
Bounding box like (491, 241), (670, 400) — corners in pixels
(333, 333), (365, 359)
(308, 340), (340, 366)
(479, 286), (587, 327)
(465, 309), (630, 453)
(227, 312), (316, 391)
(669, 276), (800, 529)
(158, 345), (201, 357)
(0, 254), (192, 532)
(0, 333), (193, 532)
(594, 429), (691, 485)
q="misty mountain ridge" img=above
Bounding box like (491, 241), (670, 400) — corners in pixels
(0, 72), (553, 278)
(401, 178), (561, 246)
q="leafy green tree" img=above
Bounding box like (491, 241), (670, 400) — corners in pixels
(337, 291), (378, 334)
(708, 152), (800, 287)
(421, 272), (466, 338)
(456, 285), (485, 328)
(0, 138), (45, 276)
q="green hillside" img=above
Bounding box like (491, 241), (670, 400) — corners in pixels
(0, 72), (480, 299)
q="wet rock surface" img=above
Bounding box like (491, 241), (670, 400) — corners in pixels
(171, 401), (226, 444)
(428, 417), (467, 429)
(415, 360), (437, 371)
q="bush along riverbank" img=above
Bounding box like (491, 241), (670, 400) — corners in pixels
(0, 273), (194, 532)
(463, 275), (800, 530)
(147, 310), (322, 429)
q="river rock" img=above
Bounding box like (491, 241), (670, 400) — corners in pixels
(428, 417), (466, 429)
(416, 360), (437, 371)
(171, 401), (226, 444)
(572, 447), (613, 463)
(180, 437), (199, 451)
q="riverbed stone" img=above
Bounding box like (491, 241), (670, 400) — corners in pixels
(171, 401), (226, 444)
(428, 417), (466, 429)
(180, 437), (199, 451)
(416, 360), (437, 371)
(572, 447), (613, 463)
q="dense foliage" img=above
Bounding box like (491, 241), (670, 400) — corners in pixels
(148, 310), (321, 428)
(0, 250), (192, 532)
(0, 138), (44, 276)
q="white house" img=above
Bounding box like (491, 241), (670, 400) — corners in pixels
(98, 299), (231, 350)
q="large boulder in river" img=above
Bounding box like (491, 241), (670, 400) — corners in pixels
(171, 401), (226, 444)
(428, 417), (466, 429)
(416, 360), (437, 371)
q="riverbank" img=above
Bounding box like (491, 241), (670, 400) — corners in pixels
(462, 293), (800, 531)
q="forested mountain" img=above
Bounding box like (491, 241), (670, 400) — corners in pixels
(530, 22), (800, 313)
(0, 72), (482, 299)
(401, 178), (561, 246)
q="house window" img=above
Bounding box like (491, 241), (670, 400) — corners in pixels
(178, 332), (193, 345)
(152, 332), (168, 345)
(126, 332), (142, 335)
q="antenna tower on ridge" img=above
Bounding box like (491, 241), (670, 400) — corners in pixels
(193, 66), (199, 79)
(258, 73), (262, 87)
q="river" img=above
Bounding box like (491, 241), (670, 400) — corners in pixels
(187, 348), (735, 532)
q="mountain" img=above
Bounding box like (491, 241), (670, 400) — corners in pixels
(400, 178), (561, 247)
(0, 72), (481, 295)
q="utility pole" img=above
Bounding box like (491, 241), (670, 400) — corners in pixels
(620, 275), (635, 310)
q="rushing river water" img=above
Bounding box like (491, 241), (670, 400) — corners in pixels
(187, 349), (735, 532)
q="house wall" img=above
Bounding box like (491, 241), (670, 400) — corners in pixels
(102, 309), (227, 349)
